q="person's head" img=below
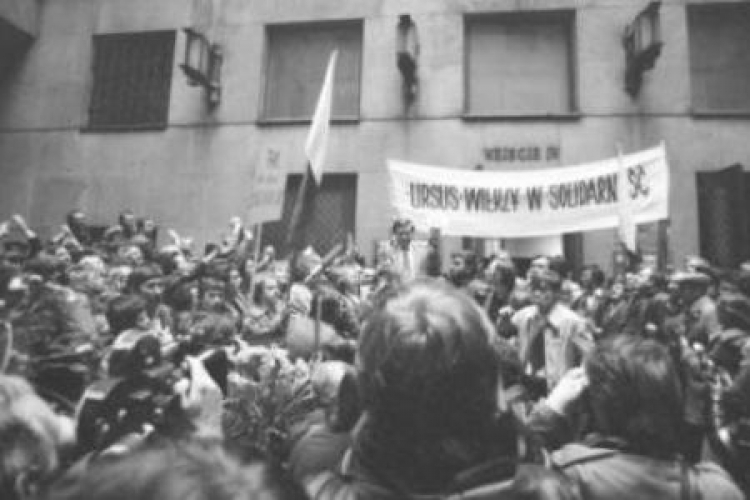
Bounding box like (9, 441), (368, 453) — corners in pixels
(579, 264), (605, 291)
(717, 296), (750, 331)
(672, 271), (710, 307)
(0, 374), (74, 500)
(106, 294), (150, 335)
(530, 270), (562, 315)
(449, 250), (478, 288)
(127, 265), (164, 304)
(118, 210), (137, 235)
(527, 255), (550, 280)
(357, 281), (500, 445)
(45, 441), (299, 500)
(2, 241), (28, 270)
(140, 217), (156, 235)
(66, 210), (87, 229)
(119, 244), (144, 267)
(585, 335), (683, 459)
(252, 273), (280, 307)
(106, 265), (131, 295)
(392, 218), (414, 250)
(200, 277), (227, 312)
(262, 245), (276, 263)
(227, 266), (243, 295)
(51, 245), (72, 267)
(484, 258), (516, 302)
(608, 276), (626, 301)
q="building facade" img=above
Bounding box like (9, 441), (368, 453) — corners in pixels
(1, 0), (750, 272)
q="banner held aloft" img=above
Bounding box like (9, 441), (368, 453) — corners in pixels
(388, 143), (669, 238)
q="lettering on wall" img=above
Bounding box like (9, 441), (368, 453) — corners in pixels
(483, 145), (561, 163)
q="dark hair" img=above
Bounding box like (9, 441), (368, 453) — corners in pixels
(356, 282), (501, 489)
(251, 274), (276, 305)
(106, 294), (148, 335)
(580, 265), (605, 289)
(585, 335), (683, 459)
(24, 256), (65, 282)
(125, 265), (163, 294)
(548, 256), (570, 279)
(46, 441), (299, 500)
(391, 218), (414, 234)
(485, 258), (517, 294)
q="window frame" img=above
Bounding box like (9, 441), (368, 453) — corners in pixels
(82, 30), (176, 133)
(687, 2), (750, 118)
(258, 19), (364, 126)
(462, 10), (580, 121)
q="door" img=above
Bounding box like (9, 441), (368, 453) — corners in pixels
(696, 164), (748, 268)
(261, 173), (357, 256)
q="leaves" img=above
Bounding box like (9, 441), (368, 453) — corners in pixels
(222, 345), (316, 459)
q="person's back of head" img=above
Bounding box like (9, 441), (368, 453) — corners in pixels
(106, 294), (148, 336)
(356, 281), (504, 492)
(585, 334), (683, 459)
(45, 440), (301, 500)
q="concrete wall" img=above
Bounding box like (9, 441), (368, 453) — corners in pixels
(1, 0), (750, 269)
(0, 0), (38, 35)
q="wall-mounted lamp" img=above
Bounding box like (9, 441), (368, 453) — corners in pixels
(180, 28), (223, 107)
(396, 14), (419, 104)
(623, 1), (663, 97)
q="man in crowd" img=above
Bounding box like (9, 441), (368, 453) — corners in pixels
(512, 269), (594, 393)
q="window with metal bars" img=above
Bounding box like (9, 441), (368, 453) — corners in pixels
(87, 30), (176, 131)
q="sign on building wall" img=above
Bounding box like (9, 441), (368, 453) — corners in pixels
(246, 147), (286, 225)
(388, 144), (669, 238)
(483, 144), (561, 163)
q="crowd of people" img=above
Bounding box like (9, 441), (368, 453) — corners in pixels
(1, 210), (749, 499)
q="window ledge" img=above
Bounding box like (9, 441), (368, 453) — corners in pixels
(691, 110), (750, 119)
(462, 112), (582, 122)
(80, 123), (168, 133)
(256, 117), (360, 127)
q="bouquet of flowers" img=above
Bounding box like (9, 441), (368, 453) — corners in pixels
(222, 345), (317, 460)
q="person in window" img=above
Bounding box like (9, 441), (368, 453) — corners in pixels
(529, 335), (743, 500)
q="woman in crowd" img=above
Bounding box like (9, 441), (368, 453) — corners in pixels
(242, 273), (287, 344)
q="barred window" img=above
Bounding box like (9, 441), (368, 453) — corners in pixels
(688, 3), (750, 114)
(87, 31), (176, 130)
(262, 21), (362, 121)
(465, 11), (577, 117)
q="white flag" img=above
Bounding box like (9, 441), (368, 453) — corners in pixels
(305, 50), (338, 186)
(617, 147), (638, 253)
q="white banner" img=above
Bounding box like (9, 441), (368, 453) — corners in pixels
(388, 144), (669, 238)
(246, 146), (286, 225)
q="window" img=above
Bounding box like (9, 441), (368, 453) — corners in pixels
(688, 4), (750, 114)
(87, 30), (176, 130)
(465, 11), (577, 117)
(262, 21), (362, 121)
